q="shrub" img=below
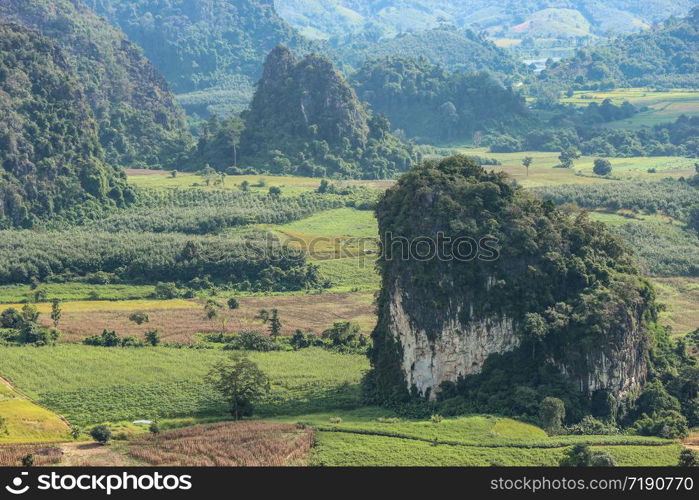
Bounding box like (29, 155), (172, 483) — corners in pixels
(90, 426), (112, 445)
(633, 410), (689, 439)
(145, 330), (161, 347)
(678, 449), (699, 467)
(566, 416), (620, 435)
(153, 282), (181, 300)
(224, 331), (280, 352)
(593, 158), (613, 176)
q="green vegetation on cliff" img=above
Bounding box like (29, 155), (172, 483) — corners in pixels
(365, 156), (697, 433)
(193, 46), (416, 179)
(351, 57), (529, 143)
(0, 24), (131, 228)
(0, 0), (191, 169)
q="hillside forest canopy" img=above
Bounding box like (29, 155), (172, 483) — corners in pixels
(0, 0), (697, 470)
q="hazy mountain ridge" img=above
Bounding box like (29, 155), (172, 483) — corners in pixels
(275, 0), (699, 40)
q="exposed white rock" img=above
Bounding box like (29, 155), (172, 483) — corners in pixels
(388, 284), (520, 399)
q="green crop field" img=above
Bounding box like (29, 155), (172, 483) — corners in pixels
(311, 432), (683, 466)
(559, 88), (699, 128)
(295, 411), (681, 466)
(0, 346), (369, 426)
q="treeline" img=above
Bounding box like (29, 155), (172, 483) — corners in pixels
(351, 57), (529, 143)
(82, 190), (363, 234)
(489, 115), (699, 157)
(0, 230), (319, 291)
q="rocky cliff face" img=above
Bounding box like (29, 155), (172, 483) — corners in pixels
(368, 156), (654, 405)
(385, 279), (648, 400)
(386, 284), (519, 397)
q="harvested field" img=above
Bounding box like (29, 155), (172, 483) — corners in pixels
(128, 421), (314, 466)
(0, 443), (63, 466)
(31, 293), (377, 343)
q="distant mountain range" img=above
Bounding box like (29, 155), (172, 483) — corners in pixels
(275, 0), (699, 40)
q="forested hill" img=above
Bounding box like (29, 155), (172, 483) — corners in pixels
(89, 0), (315, 94)
(351, 57), (530, 143)
(0, 0), (191, 169)
(540, 8), (699, 88)
(334, 26), (526, 79)
(0, 24), (132, 229)
(232, 46), (415, 179)
(276, 0), (699, 39)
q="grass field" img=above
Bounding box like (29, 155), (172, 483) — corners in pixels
(458, 149), (695, 186)
(652, 277), (699, 336)
(0, 283), (157, 304)
(127, 171), (391, 197)
(0, 383), (69, 444)
(0, 346), (369, 426)
(559, 88), (699, 128)
(272, 208), (381, 291)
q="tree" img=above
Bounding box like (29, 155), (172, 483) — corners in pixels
(268, 186), (282, 198)
(90, 425), (112, 445)
(539, 397), (566, 433)
(593, 158), (613, 176)
(522, 156), (533, 177)
(678, 449), (699, 467)
(70, 426), (81, 440)
(198, 165), (217, 186)
(268, 309), (282, 339)
(21, 454), (34, 467)
(20, 304), (39, 324)
(227, 298), (239, 310)
(558, 148), (580, 168)
(128, 312), (150, 326)
(204, 299), (227, 333)
(206, 354), (270, 419)
(689, 205), (699, 236)
(145, 330), (161, 347)
(322, 321), (361, 346)
(0, 308), (23, 329)
(50, 299), (62, 328)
